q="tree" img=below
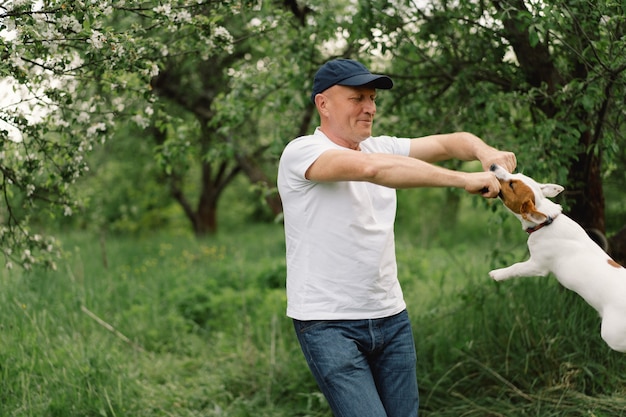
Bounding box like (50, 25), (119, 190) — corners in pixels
(0, 0), (243, 267)
(146, 0), (359, 234)
(147, 10), (280, 236)
(355, 0), (626, 261)
(0, 0), (358, 266)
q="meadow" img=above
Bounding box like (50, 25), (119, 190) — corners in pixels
(1, 188), (625, 416)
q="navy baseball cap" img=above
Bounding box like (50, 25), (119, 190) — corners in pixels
(310, 59), (393, 103)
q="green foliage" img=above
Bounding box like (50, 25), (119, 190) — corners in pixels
(3, 0), (626, 269)
(2, 217), (626, 416)
(1, 0), (242, 267)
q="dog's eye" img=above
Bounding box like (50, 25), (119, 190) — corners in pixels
(508, 181), (515, 189)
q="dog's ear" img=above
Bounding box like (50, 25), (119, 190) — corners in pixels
(520, 200), (548, 223)
(540, 183), (564, 198)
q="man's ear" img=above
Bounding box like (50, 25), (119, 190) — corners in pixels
(315, 94), (329, 116)
(520, 200), (548, 223)
(540, 183), (564, 198)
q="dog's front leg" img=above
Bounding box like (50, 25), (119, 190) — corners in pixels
(489, 259), (549, 281)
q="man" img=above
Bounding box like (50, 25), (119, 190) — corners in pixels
(277, 59), (516, 417)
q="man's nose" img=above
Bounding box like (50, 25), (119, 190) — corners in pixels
(364, 99), (376, 114)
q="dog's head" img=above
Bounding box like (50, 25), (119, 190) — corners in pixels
(489, 164), (564, 226)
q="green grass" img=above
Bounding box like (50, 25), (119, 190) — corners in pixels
(1, 196), (626, 416)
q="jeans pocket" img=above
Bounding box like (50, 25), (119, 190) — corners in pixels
(293, 319), (329, 334)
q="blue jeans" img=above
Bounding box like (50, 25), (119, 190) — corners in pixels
(293, 310), (419, 417)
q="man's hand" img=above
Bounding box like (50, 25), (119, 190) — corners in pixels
(479, 149), (517, 173)
(464, 171), (501, 198)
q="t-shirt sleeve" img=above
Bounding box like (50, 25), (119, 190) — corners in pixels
(278, 136), (337, 190)
(283, 139), (322, 178)
(362, 135), (411, 156)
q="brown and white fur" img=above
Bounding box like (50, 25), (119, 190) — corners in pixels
(488, 164), (626, 352)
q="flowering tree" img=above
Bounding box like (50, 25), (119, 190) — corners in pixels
(146, 0), (325, 235)
(0, 0), (239, 269)
(0, 0), (356, 268)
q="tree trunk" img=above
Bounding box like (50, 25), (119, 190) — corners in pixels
(192, 153), (239, 236)
(194, 196), (218, 236)
(168, 166), (220, 237)
(566, 131), (605, 233)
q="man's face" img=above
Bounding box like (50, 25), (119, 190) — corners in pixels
(318, 85), (377, 147)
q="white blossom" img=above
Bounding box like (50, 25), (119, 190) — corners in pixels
(214, 26), (233, 42)
(87, 30), (107, 49)
(153, 4), (172, 15)
(112, 97), (125, 112)
(115, 43), (126, 57)
(132, 114), (150, 129)
(59, 15), (82, 33)
(213, 26), (234, 54)
(77, 112), (90, 123)
(86, 122), (106, 136)
(140, 62), (160, 78)
(149, 62), (159, 77)
(4, 18), (16, 33)
(174, 10), (192, 23)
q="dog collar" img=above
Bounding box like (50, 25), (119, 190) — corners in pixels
(525, 215), (556, 234)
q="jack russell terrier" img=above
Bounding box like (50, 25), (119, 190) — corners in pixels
(488, 164), (626, 352)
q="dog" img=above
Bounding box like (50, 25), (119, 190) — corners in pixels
(488, 164), (626, 352)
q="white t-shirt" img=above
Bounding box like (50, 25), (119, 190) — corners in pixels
(277, 128), (412, 320)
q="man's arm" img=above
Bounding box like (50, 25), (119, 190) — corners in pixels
(409, 132), (516, 172)
(305, 149), (502, 197)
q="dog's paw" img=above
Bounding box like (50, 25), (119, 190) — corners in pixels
(489, 269), (508, 281)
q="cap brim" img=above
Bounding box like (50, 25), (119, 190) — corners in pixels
(338, 74), (393, 90)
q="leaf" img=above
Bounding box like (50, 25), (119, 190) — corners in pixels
(528, 25), (539, 48)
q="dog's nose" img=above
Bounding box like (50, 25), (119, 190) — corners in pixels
(489, 164), (497, 172)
